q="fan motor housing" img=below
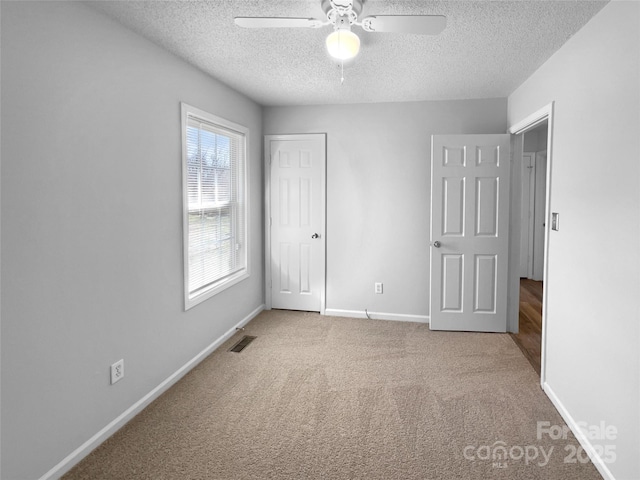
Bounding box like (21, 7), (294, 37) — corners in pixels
(321, 0), (364, 19)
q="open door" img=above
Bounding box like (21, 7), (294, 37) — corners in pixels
(430, 134), (511, 332)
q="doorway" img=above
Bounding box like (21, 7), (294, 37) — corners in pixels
(508, 104), (553, 385)
(511, 122), (548, 374)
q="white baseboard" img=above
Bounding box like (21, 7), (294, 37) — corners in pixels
(324, 308), (429, 324)
(41, 304), (265, 480)
(543, 381), (616, 480)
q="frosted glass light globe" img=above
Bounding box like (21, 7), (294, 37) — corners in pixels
(326, 29), (360, 60)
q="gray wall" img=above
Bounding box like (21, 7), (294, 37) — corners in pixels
(523, 124), (548, 153)
(264, 99), (507, 319)
(0, 2), (264, 479)
(509, 2), (640, 478)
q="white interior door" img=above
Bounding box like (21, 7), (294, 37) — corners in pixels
(267, 134), (326, 312)
(430, 134), (511, 332)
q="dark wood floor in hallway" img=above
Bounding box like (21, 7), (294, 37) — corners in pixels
(510, 279), (543, 375)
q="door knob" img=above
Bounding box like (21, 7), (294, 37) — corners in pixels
(311, 233), (320, 239)
(431, 240), (441, 248)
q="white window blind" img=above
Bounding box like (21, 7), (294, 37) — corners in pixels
(182, 104), (248, 309)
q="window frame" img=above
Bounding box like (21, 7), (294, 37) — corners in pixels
(181, 103), (250, 310)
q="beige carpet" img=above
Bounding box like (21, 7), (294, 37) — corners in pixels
(64, 310), (602, 479)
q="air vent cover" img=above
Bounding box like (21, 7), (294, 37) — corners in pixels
(229, 335), (256, 353)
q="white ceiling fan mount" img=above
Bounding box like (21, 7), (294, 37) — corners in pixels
(234, 0), (446, 60)
(321, 0), (363, 29)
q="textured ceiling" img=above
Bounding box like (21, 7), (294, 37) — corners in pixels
(89, 0), (608, 106)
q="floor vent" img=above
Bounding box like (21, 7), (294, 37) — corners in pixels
(229, 335), (257, 353)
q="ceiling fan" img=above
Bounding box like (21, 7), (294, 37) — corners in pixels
(234, 0), (446, 61)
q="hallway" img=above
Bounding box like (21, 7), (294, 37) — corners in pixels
(510, 279), (543, 375)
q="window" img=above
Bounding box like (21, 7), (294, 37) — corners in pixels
(181, 103), (249, 309)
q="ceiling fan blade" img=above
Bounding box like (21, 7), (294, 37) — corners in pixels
(361, 15), (446, 35)
(234, 17), (324, 29)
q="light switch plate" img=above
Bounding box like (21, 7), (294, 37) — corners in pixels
(551, 212), (559, 231)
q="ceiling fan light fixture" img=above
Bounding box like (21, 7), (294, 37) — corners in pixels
(326, 29), (360, 60)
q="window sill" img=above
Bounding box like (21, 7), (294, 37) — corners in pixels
(185, 269), (249, 310)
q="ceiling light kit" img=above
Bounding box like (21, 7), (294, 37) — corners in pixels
(235, 0), (446, 82)
(322, 0), (363, 61)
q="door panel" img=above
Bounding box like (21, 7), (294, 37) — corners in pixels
(442, 254), (464, 311)
(443, 177), (465, 236)
(474, 254), (497, 313)
(268, 135), (325, 312)
(475, 177), (499, 236)
(430, 134), (511, 332)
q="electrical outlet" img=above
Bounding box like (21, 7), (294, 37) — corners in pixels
(110, 359), (124, 385)
(375, 282), (383, 294)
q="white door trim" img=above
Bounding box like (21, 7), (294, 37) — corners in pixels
(508, 102), (554, 387)
(264, 134), (327, 314)
(521, 152), (536, 279)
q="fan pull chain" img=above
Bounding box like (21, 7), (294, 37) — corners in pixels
(341, 59), (344, 85)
